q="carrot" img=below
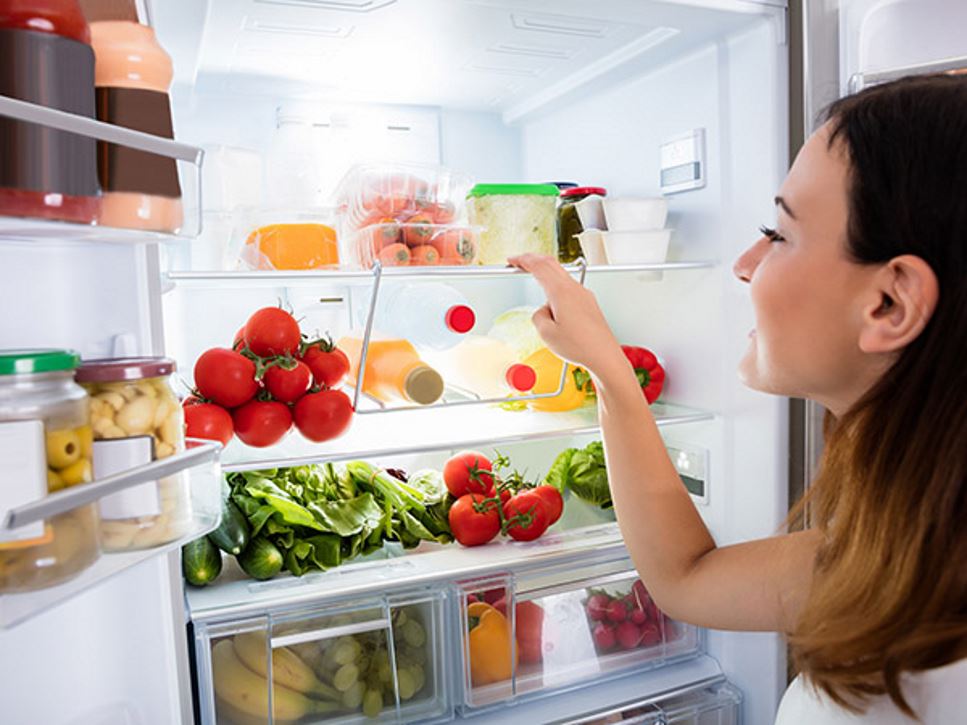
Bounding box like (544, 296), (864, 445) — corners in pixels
(410, 245), (440, 266)
(431, 229), (477, 264)
(378, 243), (410, 266)
(403, 213), (435, 247)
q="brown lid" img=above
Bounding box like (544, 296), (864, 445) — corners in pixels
(75, 356), (175, 382)
(403, 366), (444, 405)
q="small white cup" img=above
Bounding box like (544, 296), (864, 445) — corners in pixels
(602, 229), (672, 265)
(603, 197), (668, 231)
(576, 229), (609, 265)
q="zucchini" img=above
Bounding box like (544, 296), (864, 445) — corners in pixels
(182, 536), (222, 587)
(208, 497), (250, 556)
(237, 536), (284, 580)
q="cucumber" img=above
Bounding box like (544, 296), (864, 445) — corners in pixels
(208, 497), (250, 556)
(236, 536), (284, 581)
(182, 536), (222, 587)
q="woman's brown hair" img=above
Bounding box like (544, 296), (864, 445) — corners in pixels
(789, 73), (967, 716)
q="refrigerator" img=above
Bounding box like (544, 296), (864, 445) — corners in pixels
(1, 0), (964, 723)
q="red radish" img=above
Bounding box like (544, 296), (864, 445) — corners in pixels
(592, 623), (616, 651)
(606, 599), (628, 623)
(640, 622), (661, 647)
(586, 594), (610, 622)
(616, 621), (643, 650)
(630, 609), (648, 626)
(632, 580), (651, 608)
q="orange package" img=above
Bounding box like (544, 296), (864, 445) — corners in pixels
(243, 223), (339, 270)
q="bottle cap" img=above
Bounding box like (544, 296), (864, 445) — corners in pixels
(505, 363), (537, 392)
(404, 366), (445, 405)
(445, 305), (476, 334)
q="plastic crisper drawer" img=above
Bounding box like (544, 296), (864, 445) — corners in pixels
(568, 681), (742, 725)
(193, 586), (450, 724)
(455, 558), (702, 712)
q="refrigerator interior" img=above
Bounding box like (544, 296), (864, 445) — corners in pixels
(0, 1), (806, 723)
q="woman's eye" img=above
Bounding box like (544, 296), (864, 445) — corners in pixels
(758, 225), (785, 243)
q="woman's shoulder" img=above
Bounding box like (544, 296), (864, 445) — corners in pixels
(776, 658), (967, 725)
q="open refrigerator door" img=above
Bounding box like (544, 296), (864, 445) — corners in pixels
(9, 1), (960, 724)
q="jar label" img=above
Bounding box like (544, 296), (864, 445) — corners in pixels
(0, 420), (47, 544)
(0, 29), (99, 196)
(95, 87), (182, 198)
(94, 436), (161, 520)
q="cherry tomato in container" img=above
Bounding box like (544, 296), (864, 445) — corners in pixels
(184, 403), (234, 447)
(443, 451), (494, 498)
(293, 389), (353, 442)
(502, 490), (550, 542)
(232, 400), (292, 448)
(194, 348), (259, 408)
(300, 340), (350, 389)
(263, 361), (312, 404)
(449, 493), (501, 547)
(244, 307), (302, 358)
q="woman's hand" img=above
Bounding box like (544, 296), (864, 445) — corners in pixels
(507, 254), (625, 376)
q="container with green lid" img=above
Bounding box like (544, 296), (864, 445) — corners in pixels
(0, 349), (100, 593)
(467, 183), (559, 265)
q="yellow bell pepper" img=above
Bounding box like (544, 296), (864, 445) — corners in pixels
(467, 602), (517, 686)
(523, 347), (587, 412)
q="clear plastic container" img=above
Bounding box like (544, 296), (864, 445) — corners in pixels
(76, 357), (192, 552)
(467, 183), (559, 266)
(0, 349), (100, 593)
(458, 565), (700, 711)
(355, 281), (476, 351)
(335, 162), (476, 269)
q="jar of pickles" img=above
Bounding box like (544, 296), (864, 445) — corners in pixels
(75, 358), (191, 552)
(0, 350), (100, 593)
(557, 186), (607, 263)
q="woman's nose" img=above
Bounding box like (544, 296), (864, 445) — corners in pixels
(733, 239), (766, 283)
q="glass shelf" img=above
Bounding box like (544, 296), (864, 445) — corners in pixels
(163, 260), (718, 289)
(1, 442), (221, 628)
(220, 401), (714, 473)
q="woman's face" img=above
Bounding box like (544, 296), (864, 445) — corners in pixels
(733, 124), (886, 415)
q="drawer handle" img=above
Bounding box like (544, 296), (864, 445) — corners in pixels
(271, 617), (390, 648)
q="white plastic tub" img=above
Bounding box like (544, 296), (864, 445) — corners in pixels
(602, 229), (672, 265)
(602, 197), (668, 231)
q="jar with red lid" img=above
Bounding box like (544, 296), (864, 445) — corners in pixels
(75, 357), (191, 552)
(0, 0), (101, 224)
(557, 186), (607, 263)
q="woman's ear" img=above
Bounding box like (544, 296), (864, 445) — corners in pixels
(858, 255), (938, 354)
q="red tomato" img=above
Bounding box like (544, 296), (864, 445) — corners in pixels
(232, 400), (292, 448)
(448, 494), (500, 547)
(300, 342), (350, 389)
(293, 390), (353, 442)
(486, 483), (512, 505)
(494, 598), (546, 664)
(182, 395), (202, 407)
(244, 307), (302, 358)
(232, 326), (246, 350)
(502, 490), (550, 542)
(194, 348), (259, 408)
(263, 361), (312, 404)
(532, 485), (564, 525)
(443, 451), (494, 498)
(184, 403), (233, 447)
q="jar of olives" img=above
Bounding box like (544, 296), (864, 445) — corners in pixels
(0, 350), (100, 593)
(75, 358), (191, 552)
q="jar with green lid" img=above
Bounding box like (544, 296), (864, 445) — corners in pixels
(557, 186), (607, 263)
(76, 357), (191, 552)
(0, 350), (100, 593)
(467, 183), (559, 265)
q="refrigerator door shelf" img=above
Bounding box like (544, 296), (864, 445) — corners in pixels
(0, 94), (203, 239)
(193, 586), (452, 724)
(455, 557), (702, 714)
(217, 401), (714, 474)
(1, 441), (221, 628)
(562, 677), (741, 725)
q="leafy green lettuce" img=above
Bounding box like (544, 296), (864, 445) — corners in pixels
(546, 441), (612, 509)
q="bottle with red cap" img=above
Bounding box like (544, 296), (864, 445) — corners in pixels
(426, 335), (537, 400)
(0, 0), (101, 223)
(358, 281), (476, 351)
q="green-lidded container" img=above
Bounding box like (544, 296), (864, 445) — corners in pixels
(467, 183), (559, 265)
(0, 349), (100, 593)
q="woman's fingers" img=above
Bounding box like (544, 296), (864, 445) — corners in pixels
(508, 254), (575, 298)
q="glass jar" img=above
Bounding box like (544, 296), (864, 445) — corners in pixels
(0, 350), (100, 593)
(557, 186), (607, 263)
(0, 1), (100, 223)
(467, 183), (559, 265)
(75, 357), (191, 552)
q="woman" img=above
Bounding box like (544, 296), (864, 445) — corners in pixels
(510, 74), (967, 723)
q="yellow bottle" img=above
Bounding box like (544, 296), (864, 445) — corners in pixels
(523, 347), (587, 412)
(339, 337), (444, 405)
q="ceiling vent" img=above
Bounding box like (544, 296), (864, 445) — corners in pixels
(510, 12), (613, 39)
(243, 17), (354, 38)
(487, 42), (575, 60)
(253, 0), (395, 12)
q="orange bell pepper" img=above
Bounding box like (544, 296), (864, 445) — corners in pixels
(467, 601), (517, 686)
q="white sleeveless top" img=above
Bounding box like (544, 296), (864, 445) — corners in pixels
(775, 658), (967, 724)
